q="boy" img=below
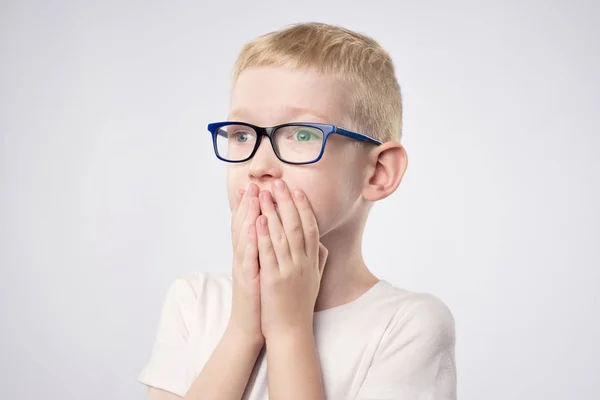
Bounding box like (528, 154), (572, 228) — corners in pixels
(139, 22), (456, 400)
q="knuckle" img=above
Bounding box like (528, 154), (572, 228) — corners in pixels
(279, 267), (293, 280)
(305, 224), (319, 237)
(289, 223), (303, 237)
(273, 233), (287, 247)
(259, 239), (272, 254)
(264, 244), (275, 256)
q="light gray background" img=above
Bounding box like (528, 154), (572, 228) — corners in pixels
(1, 0), (599, 399)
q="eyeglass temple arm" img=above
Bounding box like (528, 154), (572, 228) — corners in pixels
(335, 127), (383, 145)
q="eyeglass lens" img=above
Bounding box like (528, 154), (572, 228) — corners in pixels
(215, 124), (324, 163)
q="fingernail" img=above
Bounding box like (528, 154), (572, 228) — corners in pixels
(257, 216), (268, 234)
(274, 179), (284, 192)
(293, 190), (304, 200)
(249, 197), (257, 208)
(260, 191), (270, 203)
(248, 183), (257, 196)
(237, 189), (245, 198)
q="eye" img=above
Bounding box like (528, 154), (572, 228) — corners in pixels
(231, 130), (252, 142)
(293, 129), (321, 142)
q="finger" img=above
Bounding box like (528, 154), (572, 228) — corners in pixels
(241, 222), (259, 280)
(271, 180), (304, 260)
(256, 215), (279, 274)
(236, 183), (258, 220)
(318, 243), (328, 275)
(291, 189), (319, 258)
(232, 186), (250, 234)
(259, 191), (293, 271)
(237, 196), (260, 261)
(233, 183), (258, 245)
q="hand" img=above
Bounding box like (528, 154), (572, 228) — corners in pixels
(256, 179), (328, 340)
(227, 183), (264, 345)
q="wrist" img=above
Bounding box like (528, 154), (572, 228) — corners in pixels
(224, 323), (265, 351)
(265, 325), (315, 348)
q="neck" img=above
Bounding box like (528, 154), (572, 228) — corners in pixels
(314, 215), (379, 312)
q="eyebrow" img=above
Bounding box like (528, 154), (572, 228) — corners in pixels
(228, 106), (331, 124)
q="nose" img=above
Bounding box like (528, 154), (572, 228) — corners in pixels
(248, 136), (282, 181)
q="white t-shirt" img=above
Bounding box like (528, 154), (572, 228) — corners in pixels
(139, 272), (457, 399)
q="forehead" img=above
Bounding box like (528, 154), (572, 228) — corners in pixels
(229, 67), (347, 127)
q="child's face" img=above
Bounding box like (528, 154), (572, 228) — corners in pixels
(226, 66), (369, 236)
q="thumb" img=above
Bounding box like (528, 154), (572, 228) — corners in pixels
(317, 243), (328, 275)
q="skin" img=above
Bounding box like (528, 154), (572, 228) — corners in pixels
(147, 66), (408, 400)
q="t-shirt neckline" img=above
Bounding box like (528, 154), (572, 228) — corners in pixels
(313, 279), (388, 317)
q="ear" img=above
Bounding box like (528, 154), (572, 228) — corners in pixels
(362, 142), (408, 202)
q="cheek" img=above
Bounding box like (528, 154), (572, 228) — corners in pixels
(302, 175), (359, 235)
(311, 197), (340, 235)
(226, 187), (235, 212)
(226, 167), (244, 211)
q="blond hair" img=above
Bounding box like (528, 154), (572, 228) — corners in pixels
(232, 22), (403, 142)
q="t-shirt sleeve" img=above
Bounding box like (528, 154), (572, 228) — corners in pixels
(356, 294), (457, 400)
(138, 278), (197, 397)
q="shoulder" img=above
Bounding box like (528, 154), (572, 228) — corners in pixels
(166, 271), (232, 301)
(159, 271), (233, 326)
(377, 282), (455, 348)
(140, 272), (232, 395)
(356, 284), (457, 398)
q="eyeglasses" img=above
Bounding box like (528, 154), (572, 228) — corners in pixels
(207, 121), (382, 165)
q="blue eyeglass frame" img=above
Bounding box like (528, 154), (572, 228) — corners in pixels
(207, 121), (382, 165)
